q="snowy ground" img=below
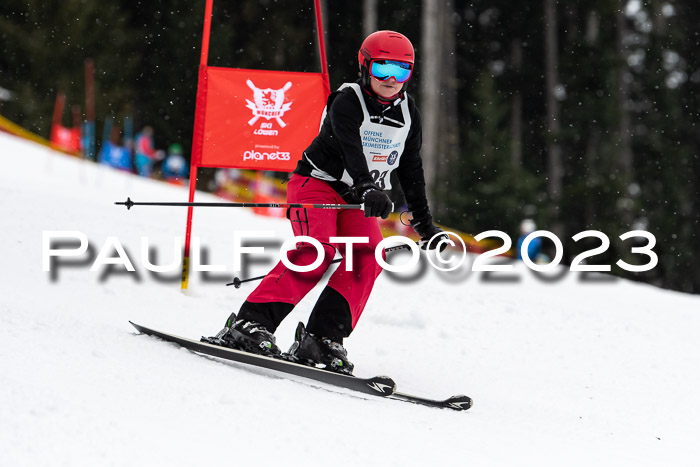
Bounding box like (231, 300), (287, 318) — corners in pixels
(2, 130), (700, 466)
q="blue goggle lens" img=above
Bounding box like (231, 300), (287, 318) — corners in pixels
(369, 60), (413, 83)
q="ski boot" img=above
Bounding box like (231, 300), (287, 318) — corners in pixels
(201, 312), (281, 358)
(285, 322), (354, 375)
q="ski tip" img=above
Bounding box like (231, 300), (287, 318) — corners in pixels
(445, 395), (473, 411)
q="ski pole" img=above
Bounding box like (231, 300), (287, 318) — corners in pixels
(226, 242), (414, 288)
(115, 197), (368, 211)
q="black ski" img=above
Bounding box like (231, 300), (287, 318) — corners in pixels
(129, 321), (395, 397)
(129, 321), (472, 411)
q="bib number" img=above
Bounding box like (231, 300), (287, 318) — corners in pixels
(370, 170), (389, 190)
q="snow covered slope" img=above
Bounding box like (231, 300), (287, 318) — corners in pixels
(2, 131), (700, 466)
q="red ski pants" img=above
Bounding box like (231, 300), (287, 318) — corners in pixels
(246, 174), (385, 329)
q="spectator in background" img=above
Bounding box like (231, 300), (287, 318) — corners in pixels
(97, 126), (132, 172)
(161, 143), (189, 184)
(516, 218), (542, 262)
(134, 126), (164, 177)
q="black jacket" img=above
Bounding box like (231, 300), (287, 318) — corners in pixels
(294, 82), (429, 216)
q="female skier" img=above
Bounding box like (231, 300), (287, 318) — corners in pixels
(204, 30), (446, 374)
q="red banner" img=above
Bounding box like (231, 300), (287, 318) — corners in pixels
(199, 67), (326, 171)
(50, 124), (81, 152)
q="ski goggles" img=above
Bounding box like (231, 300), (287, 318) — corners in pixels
(369, 60), (413, 83)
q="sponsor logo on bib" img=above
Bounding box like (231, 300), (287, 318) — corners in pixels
(387, 150), (399, 165)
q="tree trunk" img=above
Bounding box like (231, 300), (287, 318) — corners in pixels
(584, 129), (601, 228)
(435, 2), (460, 220)
(543, 0), (563, 234)
(362, 0), (378, 37)
(510, 38), (523, 167)
(584, 9), (600, 229)
(615, 7), (634, 225)
(585, 10), (599, 45)
(420, 0), (440, 207)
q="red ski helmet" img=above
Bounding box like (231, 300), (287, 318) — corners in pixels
(358, 31), (414, 91)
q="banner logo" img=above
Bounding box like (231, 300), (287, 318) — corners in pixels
(246, 80), (293, 128)
(243, 150), (291, 162)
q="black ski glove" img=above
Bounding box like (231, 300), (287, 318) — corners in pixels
(410, 213), (449, 251)
(351, 181), (393, 219)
